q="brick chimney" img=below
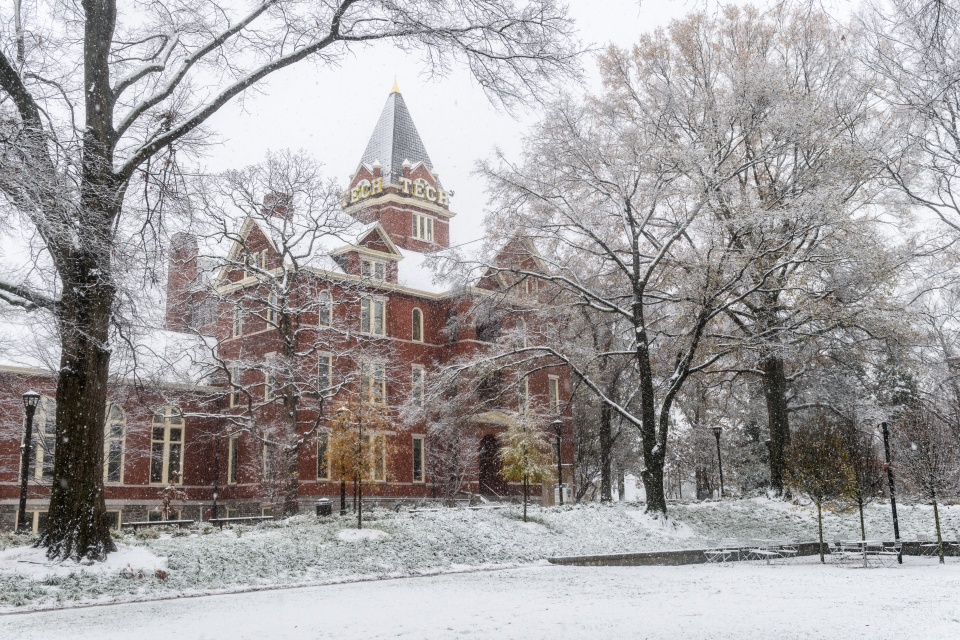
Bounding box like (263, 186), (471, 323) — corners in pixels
(165, 232), (199, 332)
(263, 192), (293, 220)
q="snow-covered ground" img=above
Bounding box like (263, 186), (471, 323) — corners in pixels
(3, 561), (959, 639)
(0, 498), (957, 612)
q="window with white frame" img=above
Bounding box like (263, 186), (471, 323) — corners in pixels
(150, 408), (184, 484)
(360, 297), (386, 335)
(519, 377), (529, 413)
(411, 308), (424, 342)
(262, 443), (270, 477)
(524, 277), (539, 296)
(266, 290), (278, 324)
(412, 435), (425, 483)
(259, 250), (268, 270)
(412, 214), (434, 242)
(361, 362), (386, 404)
(229, 365), (242, 408)
(412, 365), (425, 407)
(363, 433), (387, 482)
(228, 436), (239, 484)
(24, 396), (56, 480)
(548, 375), (561, 414)
(361, 259), (386, 280)
(104, 403), (125, 483)
(17, 510), (48, 533)
(318, 291), (332, 326)
(264, 369), (276, 400)
(318, 354), (332, 393)
(519, 317), (528, 348)
(232, 303), (243, 337)
(317, 432), (330, 480)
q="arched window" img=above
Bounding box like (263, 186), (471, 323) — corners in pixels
(104, 404), (126, 483)
(151, 407), (185, 484)
(412, 307), (424, 342)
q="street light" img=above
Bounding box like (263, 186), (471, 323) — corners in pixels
(551, 418), (563, 506)
(17, 390), (41, 533)
(711, 426), (725, 499)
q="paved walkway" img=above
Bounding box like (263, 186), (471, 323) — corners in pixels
(3, 560), (959, 639)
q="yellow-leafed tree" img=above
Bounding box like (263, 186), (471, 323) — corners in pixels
(500, 416), (554, 522)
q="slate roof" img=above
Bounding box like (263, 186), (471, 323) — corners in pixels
(359, 89), (434, 185)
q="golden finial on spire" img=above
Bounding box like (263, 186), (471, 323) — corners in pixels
(391, 77), (400, 94)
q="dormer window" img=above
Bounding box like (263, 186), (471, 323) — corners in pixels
(361, 259), (386, 280)
(413, 214), (434, 242)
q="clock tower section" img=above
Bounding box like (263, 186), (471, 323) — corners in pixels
(344, 83), (455, 253)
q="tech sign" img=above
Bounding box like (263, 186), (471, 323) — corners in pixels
(349, 177), (450, 207)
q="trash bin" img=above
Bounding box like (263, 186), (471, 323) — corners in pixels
(316, 498), (332, 517)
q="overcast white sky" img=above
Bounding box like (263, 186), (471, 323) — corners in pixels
(202, 0), (848, 247)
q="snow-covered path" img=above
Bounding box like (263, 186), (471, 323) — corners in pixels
(3, 559), (959, 639)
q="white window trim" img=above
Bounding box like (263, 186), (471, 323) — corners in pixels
(411, 307), (424, 342)
(266, 291), (278, 324)
(229, 365), (242, 408)
(412, 213), (435, 242)
(16, 510), (48, 533)
(317, 290), (332, 327)
(317, 432), (330, 481)
(150, 408), (185, 485)
(232, 303), (244, 337)
(228, 436), (239, 485)
(104, 403), (126, 484)
(317, 353), (333, 394)
(412, 365), (426, 408)
(548, 375), (561, 414)
(361, 258), (387, 281)
(264, 370), (276, 401)
(360, 297), (387, 336)
(412, 435), (425, 484)
(361, 361), (387, 405)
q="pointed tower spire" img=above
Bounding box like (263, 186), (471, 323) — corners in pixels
(359, 87), (434, 186)
(391, 77), (400, 94)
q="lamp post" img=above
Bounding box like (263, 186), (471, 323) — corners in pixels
(552, 418), (563, 506)
(336, 406), (351, 518)
(17, 390), (41, 533)
(712, 426), (725, 499)
(880, 421), (902, 564)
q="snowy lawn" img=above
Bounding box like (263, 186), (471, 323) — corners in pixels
(0, 498), (957, 612)
(3, 560), (959, 639)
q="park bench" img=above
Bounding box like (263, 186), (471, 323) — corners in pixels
(123, 519), (195, 531)
(207, 515), (274, 530)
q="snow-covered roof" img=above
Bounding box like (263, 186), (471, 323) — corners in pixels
(0, 308), (217, 387)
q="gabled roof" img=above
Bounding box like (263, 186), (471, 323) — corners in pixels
(359, 87), (434, 186)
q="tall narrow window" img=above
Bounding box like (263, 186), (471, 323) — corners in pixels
(524, 277), (539, 296)
(371, 434), (387, 482)
(361, 362), (386, 404)
(264, 370), (276, 400)
(411, 308), (424, 342)
(104, 404), (126, 483)
(266, 291), (278, 324)
(228, 436), (239, 484)
(317, 433), (330, 480)
(361, 297), (386, 335)
(259, 250), (269, 270)
(412, 366), (425, 407)
(318, 354), (332, 393)
(412, 436), (425, 483)
(519, 377), (529, 413)
(412, 214), (434, 242)
(150, 408), (184, 485)
(229, 365), (242, 408)
(519, 317), (528, 348)
(318, 291), (332, 326)
(232, 303), (243, 337)
(25, 396), (56, 480)
(549, 375), (560, 414)
(361, 259), (386, 280)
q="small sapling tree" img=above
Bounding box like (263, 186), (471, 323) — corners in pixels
(785, 415), (856, 563)
(500, 415), (554, 522)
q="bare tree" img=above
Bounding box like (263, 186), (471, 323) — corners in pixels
(0, 0), (578, 560)
(894, 403), (960, 563)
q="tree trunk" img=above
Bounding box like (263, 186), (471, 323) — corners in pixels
(636, 327), (667, 514)
(858, 497), (866, 541)
(357, 475), (363, 529)
(599, 402), (613, 502)
(761, 354), (790, 494)
(933, 496), (944, 564)
(523, 474), (528, 522)
(40, 272), (116, 560)
(817, 501), (825, 564)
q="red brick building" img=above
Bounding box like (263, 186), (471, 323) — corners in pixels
(0, 87), (573, 530)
